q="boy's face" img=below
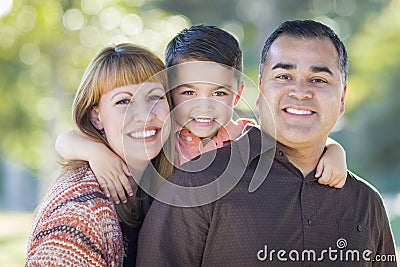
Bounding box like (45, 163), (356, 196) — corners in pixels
(168, 61), (240, 139)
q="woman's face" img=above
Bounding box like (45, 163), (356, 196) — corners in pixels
(91, 82), (171, 168)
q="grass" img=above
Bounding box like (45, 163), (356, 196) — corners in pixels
(0, 212), (34, 267)
(1, 212), (399, 266)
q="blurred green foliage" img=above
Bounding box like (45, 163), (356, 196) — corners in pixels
(0, 0), (399, 263)
(332, 0), (400, 192)
(0, 0), (398, 189)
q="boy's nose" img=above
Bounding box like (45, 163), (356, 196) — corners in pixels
(195, 97), (213, 112)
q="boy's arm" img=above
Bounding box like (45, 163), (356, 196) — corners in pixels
(55, 130), (133, 203)
(316, 137), (347, 188)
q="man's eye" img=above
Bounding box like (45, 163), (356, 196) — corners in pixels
(116, 99), (131, 105)
(276, 74), (291, 80)
(149, 95), (165, 101)
(212, 91), (228, 96)
(310, 78), (327, 84)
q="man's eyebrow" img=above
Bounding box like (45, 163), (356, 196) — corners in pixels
(310, 66), (333, 75)
(272, 63), (296, 70)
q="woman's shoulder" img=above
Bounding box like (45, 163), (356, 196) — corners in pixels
(44, 164), (112, 210)
(26, 164), (123, 266)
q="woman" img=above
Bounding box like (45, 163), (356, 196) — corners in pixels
(25, 44), (174, 266)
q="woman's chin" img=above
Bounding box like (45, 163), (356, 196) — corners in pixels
(125, 148), (162, 162)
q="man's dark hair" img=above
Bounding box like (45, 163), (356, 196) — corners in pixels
(165, 24), (242, 75)
(260, 20), (348, 83)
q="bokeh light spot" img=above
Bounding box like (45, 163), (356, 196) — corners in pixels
(121, 13), (143, 36)
(63, 9), (85, 31)
(19, 43), (40, 65)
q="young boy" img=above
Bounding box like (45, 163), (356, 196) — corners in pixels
(56, 25), (347, 204)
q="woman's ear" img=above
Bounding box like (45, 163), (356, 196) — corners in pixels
(90, 107), (104, 130)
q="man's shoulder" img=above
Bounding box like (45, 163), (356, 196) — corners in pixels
(345, 171), (384, 202)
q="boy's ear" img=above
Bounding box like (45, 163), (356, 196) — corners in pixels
(233, 82), (245, 107)
(90, 107), (104, 130)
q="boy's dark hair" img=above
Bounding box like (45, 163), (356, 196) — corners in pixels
(165, 24), (242, 75)
(260, 20), (348, 83)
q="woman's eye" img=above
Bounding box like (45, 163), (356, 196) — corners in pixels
(115, 99), (131, 105)
(212, 91), (228, 96)
(148, 95), (165, 101)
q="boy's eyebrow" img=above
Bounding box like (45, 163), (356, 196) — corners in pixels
(176, 83), (233, 90)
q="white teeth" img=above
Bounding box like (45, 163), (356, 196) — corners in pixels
(286, 108), (312, 115)
(130, 130), (156, 139)
(194, 118), (212, 123)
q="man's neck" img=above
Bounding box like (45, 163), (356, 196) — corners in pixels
(279, 140), (326, 177)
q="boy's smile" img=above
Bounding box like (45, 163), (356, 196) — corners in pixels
(171, 82), (235, 139)
(169, 61), (242, 139)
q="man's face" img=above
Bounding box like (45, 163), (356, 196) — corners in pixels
(168, 61), (240, 139)
(257, 35), (346, 148)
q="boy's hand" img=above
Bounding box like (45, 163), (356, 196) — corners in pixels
(89, 146), (133, 204)
(315, 158), (346, 188)
(315, 141), (347, 189)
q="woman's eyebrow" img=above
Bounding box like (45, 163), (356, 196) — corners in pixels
(110, 91), (133, 101)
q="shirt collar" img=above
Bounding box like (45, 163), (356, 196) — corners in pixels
(175, 119), (252, 145)
(234, 125), (276, 166)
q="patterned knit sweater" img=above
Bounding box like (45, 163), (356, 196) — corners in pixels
(25, 164), (124, 267)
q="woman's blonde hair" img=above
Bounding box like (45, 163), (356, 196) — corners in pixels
(67, 43), (174, 226)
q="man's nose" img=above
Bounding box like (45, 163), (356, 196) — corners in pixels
(288, 80), (312, 100)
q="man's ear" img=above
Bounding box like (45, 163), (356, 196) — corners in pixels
(233, 82), (245, 107)
(90, 107), (104, 130)
(339, 84), (347, 115)
(256, 76), (263, 108)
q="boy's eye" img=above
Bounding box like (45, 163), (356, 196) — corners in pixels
(212, 91), (228, 97)
(182, 90), (196, 96)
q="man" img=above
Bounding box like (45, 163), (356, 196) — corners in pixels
(137, 20), (397, 266)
